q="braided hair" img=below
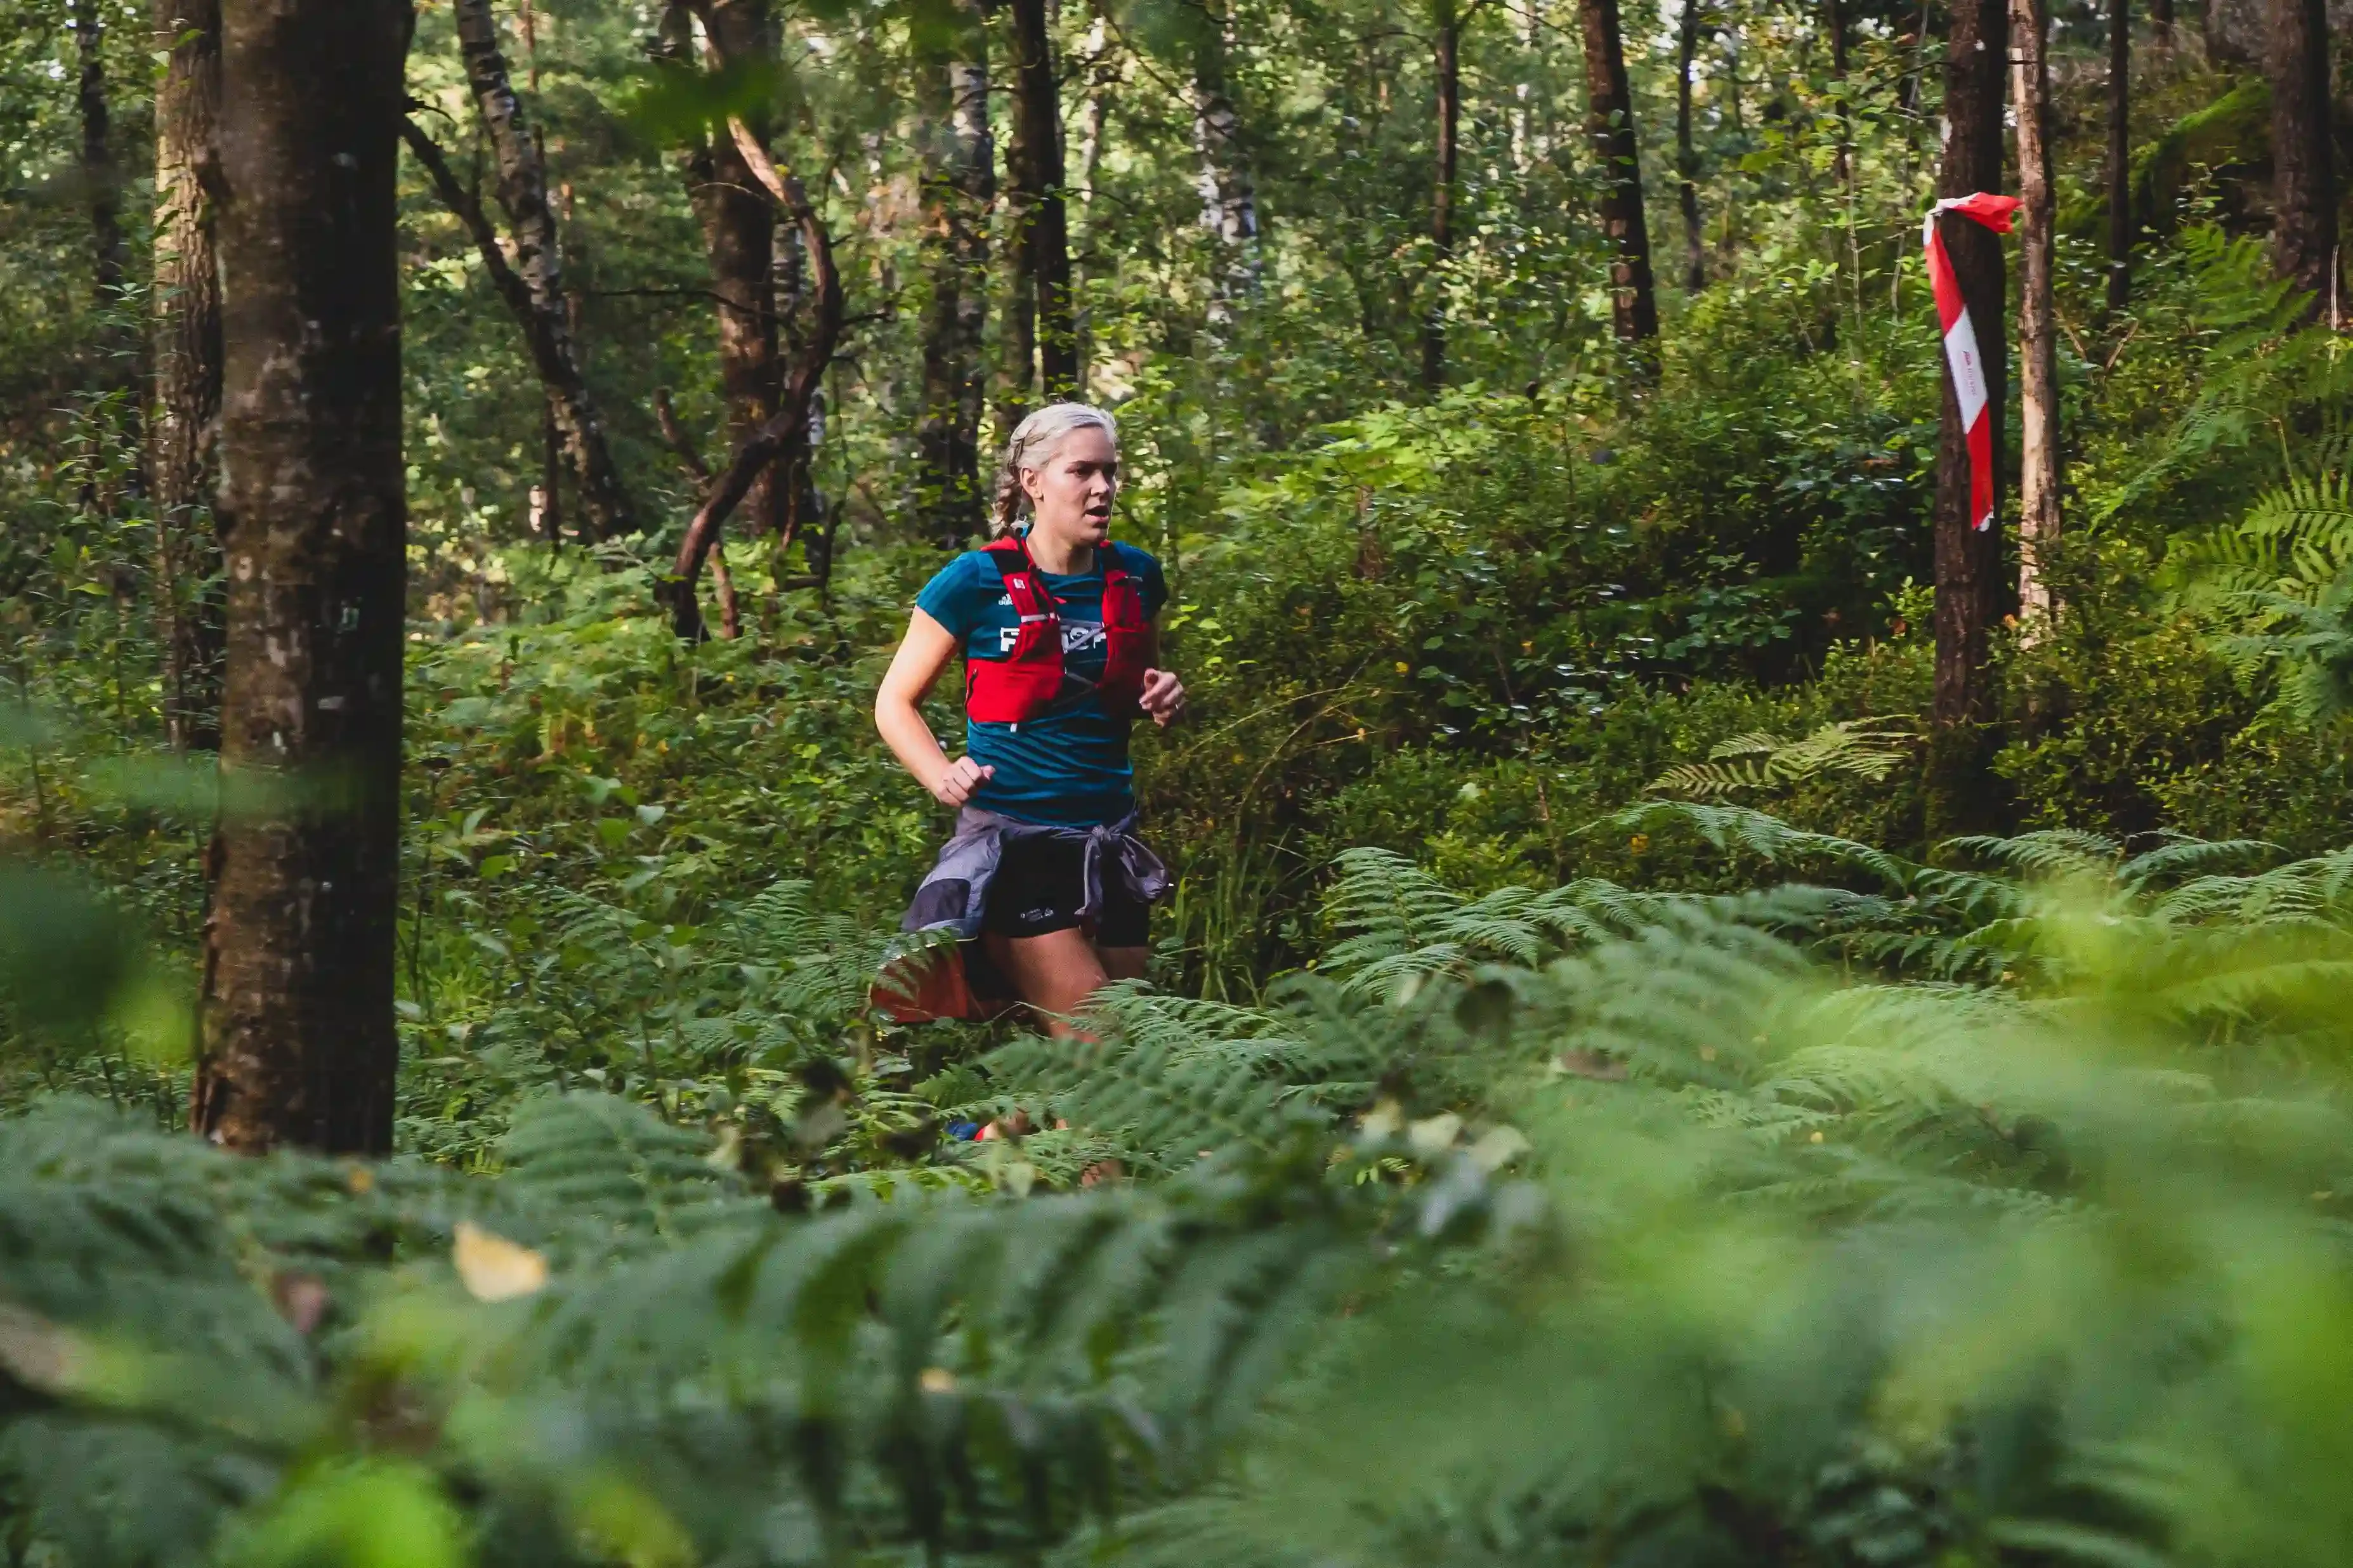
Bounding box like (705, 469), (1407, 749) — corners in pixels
(988, 402), (1120, 536)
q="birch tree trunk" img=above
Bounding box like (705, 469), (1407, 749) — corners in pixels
(1193, 3), (1260, 323)
(1580, 0), (1660, 343)
(917, 0), (993, 545)
(1423, 0), (1460, 387)
(2267, 0), (2339, 319)
(1925, 0), (2009, 837)
(152, 0), (225, 752)
(442, 0), (635, 539)
(2013, 0), (2061, 630)
(197, 0), (410, 1156)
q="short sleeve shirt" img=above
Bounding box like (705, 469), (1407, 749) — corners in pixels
(914, 540), (1169, 826)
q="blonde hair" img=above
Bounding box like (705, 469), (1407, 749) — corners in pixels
(989, 402), (1119, 535)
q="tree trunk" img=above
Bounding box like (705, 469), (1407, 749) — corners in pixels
(1193, 3), (1260, 321)
(2150, 0), (2173, 49)
(1676, 0), (1705, 293)
(688, 0), (787, 537)
(1007, 0), (1077, 400)
(662, 122), (844, 639)
(75, 3), (125, 307)
(152, 0), (225, 752)
(2106, 0), (2132, 311)
(196, 0), (409, 1156)
(1423, 0), (1460, 388)
(916, 1), (992, 547)
(1826, 0), (1852, 188)
(1925, 0), (2009, 838)
(440, 0), (635, 540)
(2268, 0), (2338, 318)
(2014, 0), (2061, 629)
(1580, 0), (1660, 343)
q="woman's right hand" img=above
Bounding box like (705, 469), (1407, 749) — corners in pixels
(931, 756), (995, 808)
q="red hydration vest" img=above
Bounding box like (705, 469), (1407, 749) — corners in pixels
(964, 535), (1150, 726)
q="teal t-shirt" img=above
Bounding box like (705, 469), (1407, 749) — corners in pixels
(915, 540), (1169, 826)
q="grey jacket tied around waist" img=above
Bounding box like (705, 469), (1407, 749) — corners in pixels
(901, 806), (1169, 939)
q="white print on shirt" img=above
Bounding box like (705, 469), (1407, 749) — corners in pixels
(995, 621), (1106, 655)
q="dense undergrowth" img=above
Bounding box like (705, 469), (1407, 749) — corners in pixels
(18, 8), (2353, 1562)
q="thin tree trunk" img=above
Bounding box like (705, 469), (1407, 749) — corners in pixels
(1925, 0), (2009, 837)
(1580, 0), (1660, 343)
(197, 0), (409, 1156)
(2107, 0), (2132, 311)
(2014, 0), (2061, 630)
(2268, 0), (2338, 318)
(661, 122), (844, 639)
(2150, 0), (2173, 49)
(1194, 3), (1261, 323)
(75, 3), (125, 307)
(438, 0), (634, 539)
(688, 0), (787, 536)
(917, 1), (992, 546)
(1676, 0), (1705, 292)
(1007, 0), (1078, 400)
(152, 0), (225, 752)
(1826, 0), (1852, 187)
(1424, 0), (1460, 388)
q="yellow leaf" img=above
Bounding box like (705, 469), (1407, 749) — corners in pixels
(454, 1221), (547, 1302)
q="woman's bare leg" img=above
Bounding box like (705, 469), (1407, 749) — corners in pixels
(984, 927), (1110, 1038)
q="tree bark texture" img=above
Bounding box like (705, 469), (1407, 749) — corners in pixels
(152, 0), (226, 752)
(1423, 0), (1460, 388)
(1676, 0), (1705, 293)
(1193, 4), (1260, 320)
(2106, 0), (2132, 311)
(662, 122), (842, 639)
(916, 3), (992, 546)
(2013, 0), (2061, 628)
(688, 0), (787, 539)
(1926, 0), (2009, 836)
(1826, 0), (1852, 188)
(2267, 0), (2338, 318)
(1580, 0), (1660, 343)
(76, 3), (126, 306)
(197, 0), (410, 1156)
(448, 0), (634, 540)
(1007, 0), (1078, 400)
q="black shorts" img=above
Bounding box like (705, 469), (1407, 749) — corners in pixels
(982, 832), (1151, 946)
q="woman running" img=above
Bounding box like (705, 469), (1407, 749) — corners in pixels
(874, 403), (1184, 1031)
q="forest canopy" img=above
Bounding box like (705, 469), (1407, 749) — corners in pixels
(11, 0), (2353, 1562)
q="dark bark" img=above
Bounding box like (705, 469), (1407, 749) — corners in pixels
(660, 123), (844, 639)
(2106, 0), (2132, 311)
(447, 0), (635, 540)
(1579, 0), (1659, 343)
(687, 0), (788, 538)
(916, 1), (992, 547)
(1007, 0), (1077, 401)
(152, 0), (225, 752)
(1676, 0), (1705, 292)
(2150, 0), (2173, 48)
(1423, 0), (1460, 388)
(2267, 0), (2338, 317)
(75, 3), (125, 305)
(196, 0), (409, 1156)
(1925, 0), (2008, 837)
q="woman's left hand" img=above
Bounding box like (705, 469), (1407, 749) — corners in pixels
(1139, 667), (1186, 727)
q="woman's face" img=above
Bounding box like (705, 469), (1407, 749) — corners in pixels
(1021, 426), (1119, 546)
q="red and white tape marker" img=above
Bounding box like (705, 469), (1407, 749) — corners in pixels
(1922, 193), (2021, 532)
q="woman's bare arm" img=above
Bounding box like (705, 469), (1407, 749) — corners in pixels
(875, 609), (995, 807)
